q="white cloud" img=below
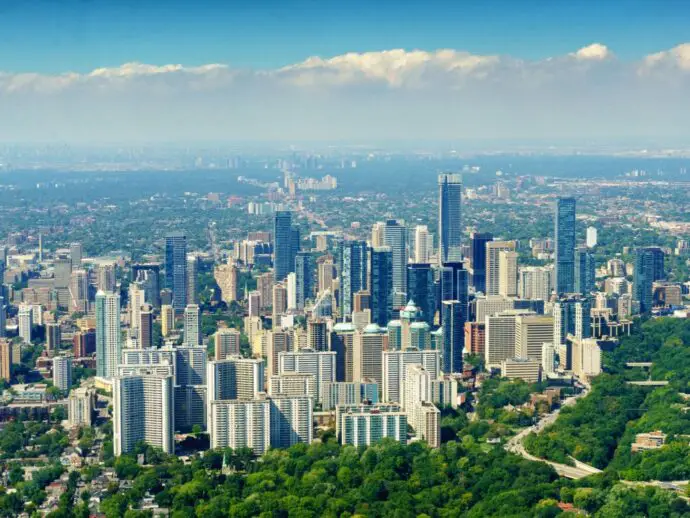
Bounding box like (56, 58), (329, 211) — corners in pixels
(0, 44), (688, 142)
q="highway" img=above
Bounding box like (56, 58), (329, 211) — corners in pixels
(505, 387), (603, 479)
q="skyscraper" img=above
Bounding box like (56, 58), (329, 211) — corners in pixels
(438, 173), (463, 264)
(269, 396), (314, 448)
(161, 304), (175, 337)
(441, 301), (463, 374)
(215, 328), (241, 360)
(295, 251), (317, 310)
(0, 340), (11, 381)
(96, 291), (121, 379)
(407, 263), (435, 326)
(498, 250), (519, 297)
(485, 241), (516, 296)
(18, 304), (33, 344)
(53, 356), (72, 392)
(384, 219), (408, 307)
(132, 263), (161, 308)
(183, 304), (202, 346)
(574, 247), (596, 296)
(438, 262), (469, 326)
(165, 233), (188, 311)
(413, 225), (431, 263)
(113, 367), (174, 456)
(382, 349), (441, 404)
(633, 247), (665, 313)
(186, 255), (199, 305)
(555, 198), (576, 294)
(369, 247), (393, 327)
(278, 349), (336, 401)
(468, 232), (493, 293)
(338, 240), (368, 321)
(274, 211), (300, 281)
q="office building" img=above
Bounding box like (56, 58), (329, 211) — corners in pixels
(515, 314), (553, 362)
(267, 329), (292, 378)
(174, 385), (207, 432)
(132, 263), (161, 308)
(207, 357), (264, 401)
(370, 246), (393, 326)
(485, 309), (534, 367)
(407, 263), (435, 325)
(96, 291), (121, 379)
(438, 173), (463, 264)
(555, 198), (576, 294)
(161, 304), (174, 337)
(318, 258), (335, 295)
(279, 349), (336, 400)
(68, 387), (95, 427)
(353, 324), (387, 386)
(337, 404), (407, 447)
(441, 300), (463, 374)
(183, 304), (202, 346)
(274, 211), (300, 281)
(430, 375), (459, 409)
(215, 328), (241, 360)
(53, 258), (72, 289)
(53, 355), (72, 391)
(69, 242), (83, 265)
(498, 251), (519, 297)
(186, 255), (199, 305)
(209, 398), (270, 454)
(113, 367), (174, 456)
(634, 247), (665, 313)
(138, 304), (154, 349)
(409, 322), (431, 350)
(97, 262), (117, 293)
(414, 225), (431, 263)
(486, 241), (517, 296)
(321, 381), (379, 410)
(295, 251), (317, 310)
(382, 349), (441, 404)
(69, 269), (89, 314)
(468, 232), (493, 293)
(18, 304), (33, 344)
(384, 219), (408, 306)
(574, 247), (596, 296)
(501, 358), (541, 383)
(269, 395), (314, 448)
(165, 233), (188, 311)
(553, 296), (591, 350)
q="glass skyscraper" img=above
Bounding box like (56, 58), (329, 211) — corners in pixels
(407, 263), (435, 326)
(370, 246), (393, 327)
(274, 211), (300, 281)
(295, 251), (318, 310)
(441, 300), (463, 374)
(574, 246), (596, 296)
(384, 219), (408, 307)
(469, 232), (493, 293)
(438, 173), (463, 264)
(337, 240), (368, 320)
(554, 198), (576, 294)
(633, 247), (665, 313)
(165, 232), (188, 312)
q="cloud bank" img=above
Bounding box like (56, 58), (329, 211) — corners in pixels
(1, 43), (689, 143)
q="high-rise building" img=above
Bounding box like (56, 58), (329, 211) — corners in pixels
(184, 304), (202, 346)
(586, 226), (598, 248)
(338, 240), (368, 320)
(307, 320), (328, 351)
(331, 323), (356, 382)
(353, 324), (387, 386)
(384, 219), (408, 306)
(518, 266), (553, 301)
(382, 349), (441, 404)
(501, 358), (541, 383)
(256, 272), (274, 309)
(271, 283), (288, 328)
(247, 291), (261, 317)
(209, 398), (270, 454)
(214, 262), (238, 304)
(515, 314), (553, 362)
(295, 251), (317, 310)
(337, 403), (407, 446)
(438, 173), (463, 264)
(634, 247), (665, 313)
(68, 387), (95, 428)
(498, 251), (519, 297)
(407, 263), (435, 326)
(174, 345), (206, 386)
(274, 211), (300, 281)
(413, 225), (431, 263)
(269, 395), (314, 448)
(46, 322), (61, 353)
(73, 330), (96, 358)
(370, 247), (394, 327)
(409, 322), (431, 350)
(464, 321), (486, 355)
(317, 258), (335, 295)
(268, 372), (313, 398)
(165, 233), (188, 311)
(161, 304), (175, 337)
(485, 309), (534, 367)
(404, 364), (441, 448)
(53, 355), (72, 391)
(321, 381), (379, 410)
(553, 296), (591, 354)
(113, 367), (174, 456)
(96, 291), (122, 379)
(286, 272), (297, 310)
(97, 263), (117, 293)
(485, 241), (517, 296)
(53, 258), (72, 289)
(574, 247), (596, 296)
(555, 198), (577, 294)
(186, 255), (199, 305)
(18, 304), (33, 344)
(371, 222), (386, 248)
(128, 282), (146, 334)
(215, 328), (241, 360)
(138, 304), (154, 349)
(0, 339), (12, 381)
(441, 301), (463, 374)
(207, 358), (264, 402)
(279, 349), (336, 400)
(68, 269), (89, 313)
(69, 242), (83, 265)
(0, 297), (5, 339)
(132, 264), (161, 308)
(469, 232), (493, 293)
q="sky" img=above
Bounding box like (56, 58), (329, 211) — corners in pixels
(1, 0), (689, 144)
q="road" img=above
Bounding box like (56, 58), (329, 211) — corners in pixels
(505, 387), (603, 479)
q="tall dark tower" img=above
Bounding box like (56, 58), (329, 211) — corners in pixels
(555, 198), (576, 294)
(165, 233), (187, 312)
(438, 173), (463, 264)
(274, 211), (299, 281)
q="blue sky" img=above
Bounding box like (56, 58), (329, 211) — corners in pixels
(0, 1), (689, 143)
(1, 0), (688, 73)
